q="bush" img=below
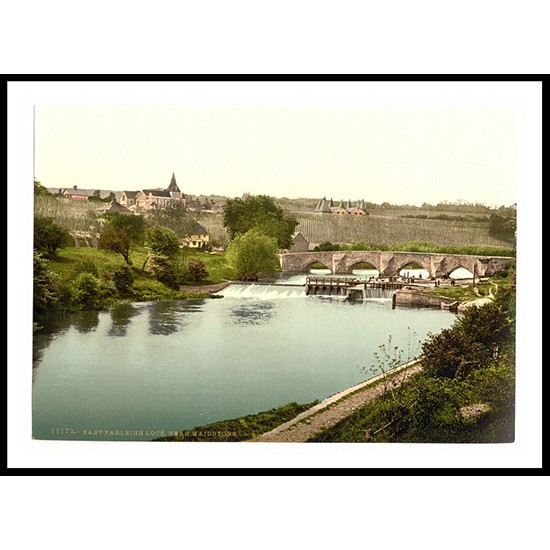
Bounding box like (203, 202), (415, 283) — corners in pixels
(113, 265), (134, 296)
(71, 272), (100, 309)
(146, 254), (176, 288)
(75, 259), (99, 276)
(188, 259), (208, 282)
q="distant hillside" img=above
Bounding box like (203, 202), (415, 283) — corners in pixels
(295, 213), (513, 249)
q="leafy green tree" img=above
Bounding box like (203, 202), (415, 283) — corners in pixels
(34, 178), (50, 196)
(33, 252), (62, 314)
(226, 230), (280, 280)
(100, 212), (145, 245)
(146, 254), (176, 287)
(99, 226), (133, 265)
(146, 226), (181, 257)
(188, 259), (208, 282)
(223, 195), (298, 249)
(113, 265), (134, 296)
(71, 272), (100, 309)
(34, 216), (71, 257)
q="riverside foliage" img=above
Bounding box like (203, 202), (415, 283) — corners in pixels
(310, 276), (516, 443)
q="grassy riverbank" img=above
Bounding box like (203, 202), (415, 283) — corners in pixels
(156, 401), (319, 442)
(34, 246), (233, 320)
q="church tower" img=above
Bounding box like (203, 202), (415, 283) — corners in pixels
(167, 172), (182, 199)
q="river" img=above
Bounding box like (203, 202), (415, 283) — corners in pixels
(32, 277), (457, 441)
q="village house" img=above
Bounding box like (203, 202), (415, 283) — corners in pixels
(289, 232), (310, 252)
(119, 190), (138, 208)
(181, 222), (209, 249)
(95, 200), (132, 215)
(62, 186), (98, 200)
(60, 186), (116, 201)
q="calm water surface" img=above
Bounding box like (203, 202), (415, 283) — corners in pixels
(33, 282), (456, 440)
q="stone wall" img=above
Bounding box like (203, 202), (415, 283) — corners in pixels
(393, 288), (458, 309)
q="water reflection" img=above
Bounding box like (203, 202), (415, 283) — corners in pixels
(148, 300), (204, 335)
(33, 327), (58, 381)
(73, 310), (100, 334)
(230, 301), (275, 326)
(108, 303), (138, 337)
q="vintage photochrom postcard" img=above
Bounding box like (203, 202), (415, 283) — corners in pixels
(29, 82), (527, 451)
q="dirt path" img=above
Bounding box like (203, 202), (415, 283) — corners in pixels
(247, 360), (423, 443)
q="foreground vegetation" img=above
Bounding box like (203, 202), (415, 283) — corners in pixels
(157, 401), (318, 442)
(310, 278), (516, 443)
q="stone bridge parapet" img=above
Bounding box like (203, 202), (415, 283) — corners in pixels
(280, 250), (512, 278)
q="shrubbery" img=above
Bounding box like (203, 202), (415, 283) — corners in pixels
(71, 273), (101, 310)
(311, 282), (516, 443)
(113, 265), (134, 296)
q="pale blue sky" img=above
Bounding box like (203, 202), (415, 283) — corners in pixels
(35, 103), (517, 207)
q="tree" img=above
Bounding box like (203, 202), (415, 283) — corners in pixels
(34, 178), (50, 196)
(100, 212), (145, 245)
(188, 259), (208, 282)
(34, 216), (71, 257)
(225, 230), (280, 280)
(146, 226), (181, 257)
(223, 195), (298, 249)
(33, 252), (62, 314)
(99, 225), (133, 265)
(71, 272), (100, 309)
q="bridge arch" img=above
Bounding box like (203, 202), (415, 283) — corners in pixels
(447, 265), (474, 279)
(340, 253), (382, 275)
(303, 259), (332, 273)
(395, 260), (430, 273)
(347, 260), (380, 276)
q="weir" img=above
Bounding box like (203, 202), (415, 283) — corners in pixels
(216, 283), (306, 299)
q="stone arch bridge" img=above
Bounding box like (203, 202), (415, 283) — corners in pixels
(280, 250), (512, 278)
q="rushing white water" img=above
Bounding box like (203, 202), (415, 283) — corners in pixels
(219, 282), (394, 301)
(216, 283), (306, 300)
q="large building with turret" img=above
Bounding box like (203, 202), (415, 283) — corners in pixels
(314, 197), (368, 216)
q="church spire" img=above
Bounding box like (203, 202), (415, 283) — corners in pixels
(167, 172), (180, 192)
(167, 172), (182, 199)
